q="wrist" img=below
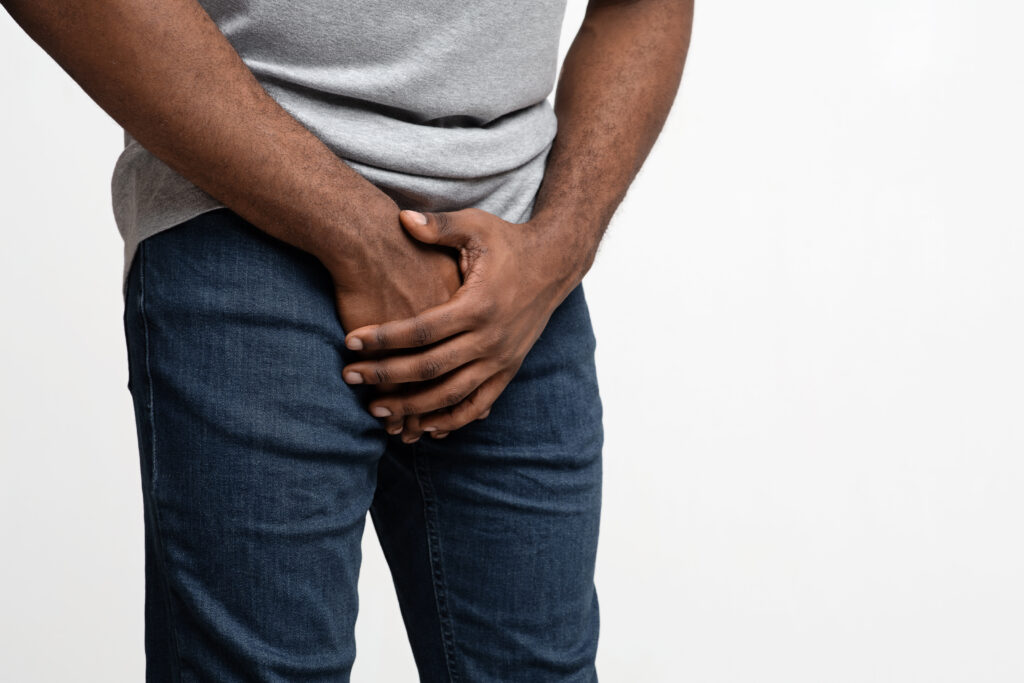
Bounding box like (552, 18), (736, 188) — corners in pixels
(312, 193), (402, 280)
(524, 212), (600, 300)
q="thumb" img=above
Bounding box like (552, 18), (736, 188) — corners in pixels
(399, 210), (469, 249)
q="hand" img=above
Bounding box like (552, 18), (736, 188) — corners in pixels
(320, 199), (462, 436)
(340, 207), (583, 442)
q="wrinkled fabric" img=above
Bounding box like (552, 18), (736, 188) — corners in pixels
(122, 207), (603, 681)
(112, 0), (569, 293)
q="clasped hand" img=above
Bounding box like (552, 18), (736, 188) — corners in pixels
(340, 207), (576, 443)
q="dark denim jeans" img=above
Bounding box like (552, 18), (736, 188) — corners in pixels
(122, 208), (604, 681)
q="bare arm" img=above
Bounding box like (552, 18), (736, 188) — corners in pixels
(532, 0), (695, 288)
(335, 0), (695, 440)
(1, 0), (421, 280)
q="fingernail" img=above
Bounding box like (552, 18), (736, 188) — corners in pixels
(404, 210), (427, 225)
(423, 426), (437, 432)
(346, 336), (363, 351)
(387, 425), (403, 435)
(371, 406), (392, 417)
(343, 371), (363, 384)
(403, 435), (420, 444)
(433, 432), (450, 439)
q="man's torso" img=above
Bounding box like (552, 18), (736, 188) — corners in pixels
(112, 0), (569, 289)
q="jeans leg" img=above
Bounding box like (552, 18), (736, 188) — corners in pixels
(371, 282), (604, 682)
(123, 209), (385, 682)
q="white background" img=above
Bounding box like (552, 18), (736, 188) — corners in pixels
(3, 0), (1023, 680)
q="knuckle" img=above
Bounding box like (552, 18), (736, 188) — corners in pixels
(442, 388), (466, 408)
(437, 308), (455, 327)
(471, 334), (492, 358)
(373, 326), (390, 349)
(418, 356), (445, 381)
(436, 212), (453, 235)
(496, 343), (520, 366)
(466, 241), (490, 260)
(488, 325), (510, 350)
(471, 298), (496, 324)
(444, 346), (464, 367)
(373, 365), (392, 384)
(410, 317), (432, 347)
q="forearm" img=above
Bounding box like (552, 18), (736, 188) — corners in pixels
(531, 0), (694, 288)
(1, 0), (394, 274)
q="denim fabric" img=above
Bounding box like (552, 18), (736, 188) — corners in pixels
(122, 208), (604, 682)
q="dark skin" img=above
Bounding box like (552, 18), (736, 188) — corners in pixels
(1, 0), (694, 441)
(0, 0), (462, 400)
(344, 0), (695, 441)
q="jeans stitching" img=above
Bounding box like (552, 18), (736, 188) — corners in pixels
(139, 242), (186, 682)
(412, 445), (460, 682)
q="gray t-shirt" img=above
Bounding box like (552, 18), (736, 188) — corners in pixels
(111, 0), (569, 292)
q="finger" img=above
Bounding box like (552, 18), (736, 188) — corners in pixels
(345, 285), (493, 353)
(400, 413), (425, 444)
(343, 335), (481, 385)
(384, 416), (404, 435)
(367, 382), (405, 433)
(429, 430), (450, 439)
(400, 209), (473, 250)
(418, 373), (510, 434)
(366, 360), (495, 419)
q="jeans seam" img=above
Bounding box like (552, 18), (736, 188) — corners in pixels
(139, 242), (185, 683)
(412, 445), (460, 683)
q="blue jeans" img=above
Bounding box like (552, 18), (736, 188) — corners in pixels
(122, 208), (604, 681)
